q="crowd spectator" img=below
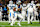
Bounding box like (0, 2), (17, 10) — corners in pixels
(6, 0), (9, 5)
(34, 0), (39, 4)
(2, 5), (8, 21)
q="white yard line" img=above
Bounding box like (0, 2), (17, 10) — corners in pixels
(0, 21), (39, 22)
(0, 25), (40, 27)
(0, 25), (17, 26)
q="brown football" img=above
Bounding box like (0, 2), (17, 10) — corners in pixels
(13, 8), (16, 11)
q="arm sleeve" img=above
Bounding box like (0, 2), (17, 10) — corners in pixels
(16, 5), (18, 11)
(24, 4), (30, 9)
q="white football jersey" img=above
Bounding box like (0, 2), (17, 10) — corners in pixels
(7, 4), (16, 11)
(22, 7), (26, 11)
(22, 4), (27, 11)
(27, 3), (36, 12)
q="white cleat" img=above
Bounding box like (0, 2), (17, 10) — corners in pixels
(10, 24), (13, 26)
(17, 23), (21, 26)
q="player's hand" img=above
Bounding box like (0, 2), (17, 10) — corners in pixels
(13, 7), (16, 11)
(14, 7), (16, 9)
(18, 8), (20, 11)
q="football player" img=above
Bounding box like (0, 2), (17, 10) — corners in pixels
(16, 1), (23, 26)
(26, 1), (36, 24)
(22, 4), (27, 21)
(14, 1), (24, 26)
(7, 0), (16, 26)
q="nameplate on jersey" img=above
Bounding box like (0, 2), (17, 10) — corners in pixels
(9, 6), (15, 10)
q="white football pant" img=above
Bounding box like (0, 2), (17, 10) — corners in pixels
(28, 12), (34, 24)
(8, 10), (13, 23)
(34, 11), (38, 21)
(22, 11), (26, 21)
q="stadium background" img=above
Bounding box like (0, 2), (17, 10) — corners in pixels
(0, 0), (40, 21)
(0, 0), (40, 27)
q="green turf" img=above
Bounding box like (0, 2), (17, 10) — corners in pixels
(0, 22), (40, 27)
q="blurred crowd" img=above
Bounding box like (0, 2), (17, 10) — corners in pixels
(0, 0), (40, 21)
(0, 0), (39, 6)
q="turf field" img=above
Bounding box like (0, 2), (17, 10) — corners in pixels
(0, 21), (40, 27)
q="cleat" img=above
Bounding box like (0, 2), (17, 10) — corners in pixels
(17, 23), (21, 26)
(10, 24), (13, 26)
(39, 23), (40, 24)
(39, 22), (40, 24)
(30, 22), (32, 24)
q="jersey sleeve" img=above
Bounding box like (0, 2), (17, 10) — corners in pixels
(25, 3), (30, 9)
(24, 4), (30, 9)
(7, 4), (9, 8)
(15, 5), (18, 11)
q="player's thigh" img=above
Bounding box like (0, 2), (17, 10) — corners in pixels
(10, 11), (13, 17)
(18, 14), (23, 19)
(22, 12), (26, 17)
(31, 13), (34, 16)
(14, 13), (17, 18)
(0, 12), (1, 16)
(28, 12), (30, 16)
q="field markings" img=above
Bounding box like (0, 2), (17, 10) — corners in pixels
(0, 25), (17, 26)
(0, 21), (40, 27)
(0, 21), (39, 22)
(0, 25), (40, 27)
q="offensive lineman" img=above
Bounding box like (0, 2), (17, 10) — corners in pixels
(7, 0), (16, 26)
(22, 4), (27, 21)
(26, 1), (36, 24)
(7, 1), (23, 26)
